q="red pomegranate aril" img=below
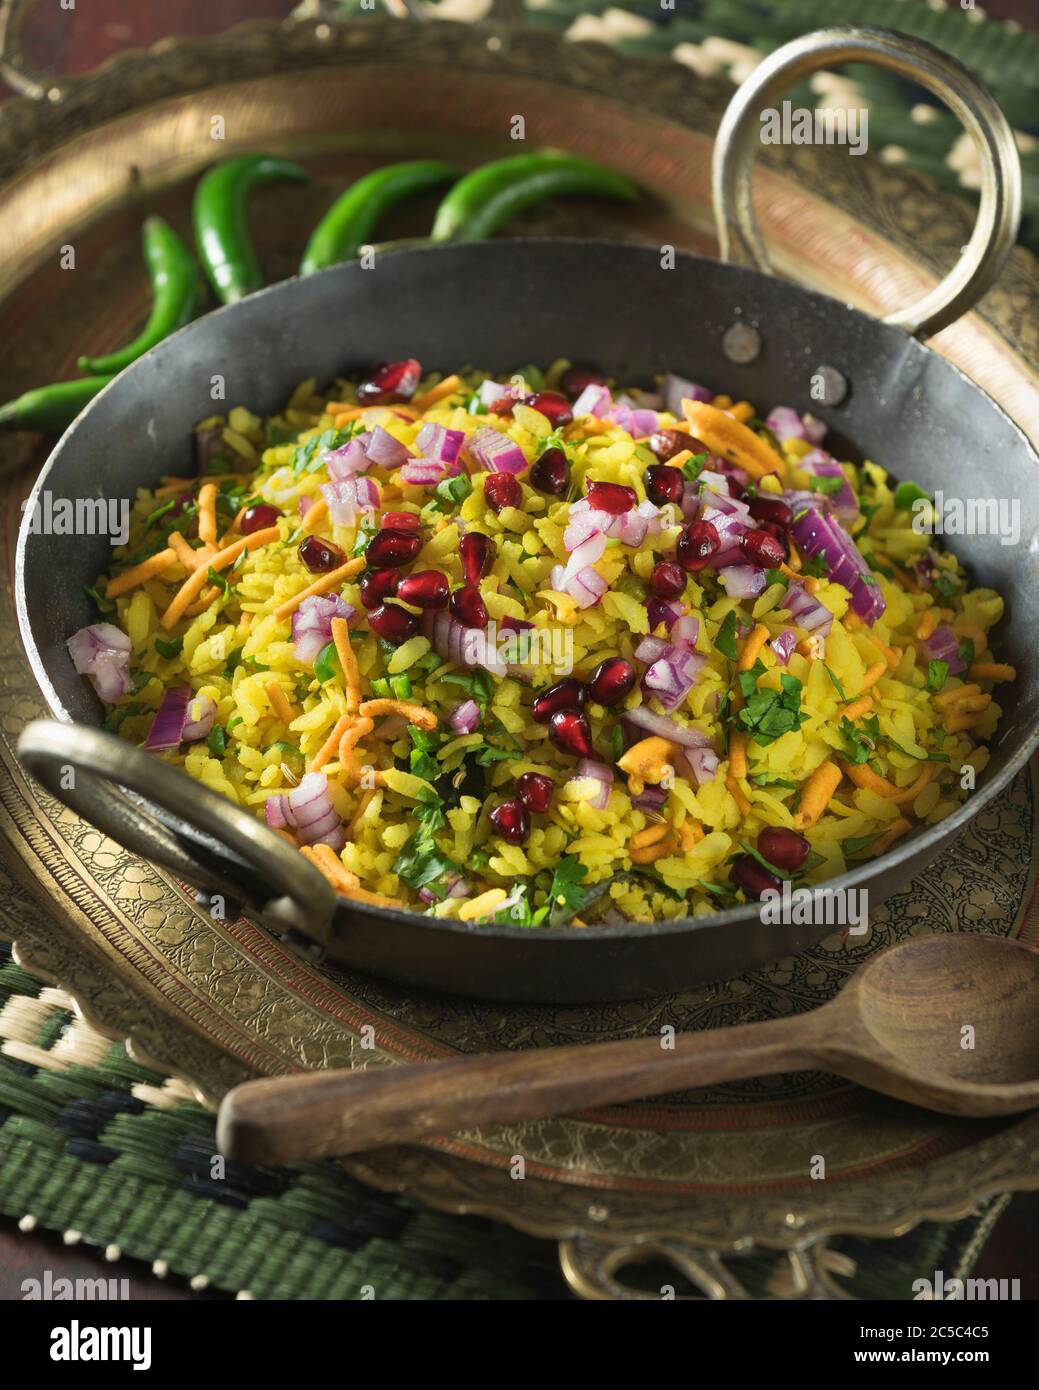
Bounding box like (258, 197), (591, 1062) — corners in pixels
(483, 472), (522, 514)
(450, 585), (488, 629)
(489, 797), (530, 846)
(364, 527), (423, 569)
(586, 480), (637, 515)
(731, 854), (782, 900)
(757, 826), (810, 872)
(560, 364), (607, 401)
(648, 428), (703, 463)
(548, 709), (595, 759)
(531, 678), (588, 724)
(397, 569), (449, 610)
(517, 772), (554, 814)
(298, 535), (346, 574)
(381, 511), (421, 531)
(488, 396), (515, 417)
(525, 391), (573, 426)
(747, 495), (793, 530)
(676, 519), (720, 572)
(460, 532), (496, 585)
(359, 568), (400, 610)
(530, 447), (569, 496)
(738, 528), (786, 569)
(644, 465), (684, 506)
(758, 521), (790, 561)
(356, 358), (421, 405)
(726, 477), (746, 501)
(367, 603), (420, 644)
(650, 561), (686, 600)
(587, 657), (637, 707)
(240, 503), (282, 534)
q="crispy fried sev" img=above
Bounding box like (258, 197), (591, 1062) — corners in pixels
(411, 374), (462, 411)
(161, 525), (280, 628)
(970, 662), (1015, 683)
(312, 715), (353, 773)
(841, 694), (873, 722)
(358, 698), (437, 731)
(106, 548), (177, 598)
(264, 679), (295, 726)
(273, 557), (364, 623)
(197, 481), (218, 546)
(331, 616), (361, 715)
(892, 763), (935, 808)
(874, 817), (911, 855)
(841, 761), (900, 798)
(794, 760), (842, 830)
(737, 624), (771, 673)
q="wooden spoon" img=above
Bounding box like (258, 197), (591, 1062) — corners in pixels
(217, 933), (1039, 1164)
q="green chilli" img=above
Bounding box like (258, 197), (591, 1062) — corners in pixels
(78, 217), (198, 375)
(429, 153), (639, 242)
(0, 375), (114, 433)
(193, 155), (309, 304)
(300, 160), (458, 275)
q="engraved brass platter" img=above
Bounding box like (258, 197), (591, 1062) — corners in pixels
(2, 14), (1039, 1299)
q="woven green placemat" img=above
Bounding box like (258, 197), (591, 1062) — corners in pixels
(0, 943), (1011, 1299)
(315, 0), (1039, 254)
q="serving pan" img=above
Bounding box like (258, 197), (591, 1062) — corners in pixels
(15, 28), (1039, 1002)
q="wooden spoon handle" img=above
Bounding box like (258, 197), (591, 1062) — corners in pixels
(217, 1011), (827, 1163)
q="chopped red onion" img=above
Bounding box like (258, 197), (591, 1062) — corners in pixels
(789, 502), (885, 624)
(563, 502), (609, 551)
(568, 758), (613, 810)
(364, 425), (412, 470)
(780, 581), (833, 636)
(719, 565), (767, 601)
(803, 414), (826, 444)
(182, 694), (217, 742)
(292, 593), (355, 665)
(289, 771), (344, 850)
(922, 624), (966, 676)
(561, 531), (607, 587)
(571, 383), (612, 417)
(682, 744), (719, 786)
(569, 566), (608, 608)
(415, 421), (464, 466)
(632, 783), (668, 813)
(299, 496), (313, 518)
(399, 458), (446, 486)
(467, 428), (527, 474)
(610, 403), (659, 437)
(321, 476), (381, 524)
(670, 615), (700, 647)
(644, 651), (706, 710)
(769, 628), (797, 665)
(66, 623), (133, 704)
(624, 705), (711, 747)
(448, 698), (482, 733)
(661, 373), (712, 415)
(764, 406), (809, 442)
(143, 686), (192, 750)
(646, 597), (683, 632)
(634, 634), (671, 664)
(425, 609), (507, 678)
(324, 435), (371, 480)
(800, 450), (859, 523)
(478, 378), (515, 407)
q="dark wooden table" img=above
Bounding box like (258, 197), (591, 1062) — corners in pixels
(1, 0), (1037, 1302)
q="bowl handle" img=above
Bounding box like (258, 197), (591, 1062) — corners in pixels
(712, 26), (1022, 339)
(17, 719), (338, 945)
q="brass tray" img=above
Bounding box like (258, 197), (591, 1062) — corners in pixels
(2, 12), (1039, 1299)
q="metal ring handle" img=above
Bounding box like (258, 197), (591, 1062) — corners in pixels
(376, 0), (524, 26)
(17, 720), (337, 943)
(0, 0), (56, 101)
(712, 26), (1022, 339)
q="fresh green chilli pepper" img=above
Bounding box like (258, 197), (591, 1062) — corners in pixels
(429, 153), (639, 242)
(314, 641), (340, 684)
(0, 374), (113, 433)
(300, 160), (458, 275)
(193, 155), (309, 303)
(78, 217), (198, 375)
(894, 480), (931, 510)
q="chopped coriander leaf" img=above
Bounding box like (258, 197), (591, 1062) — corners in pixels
(748, 772), (797, 789)
(547, 855), (588, 913)
(207, 566), (229, 596)
(715, 610), (739, 662)
(839, 712), (880, 765)
(352, 521), (376, 557)
(83, 584), (115, 617)
(799, 552), (829, 578)
(737, 838), (790, 880)
(763, 569), (786, 589)
(933, 573), (961, 602)
(207, 725), (227, 757)
(432, 473), (472, 510)
(130, 670), (157, 694)
(809, 474), (846, 497)
(844, 831), (884, 857)
(392, 832), (459, 891)
(823, 664), (847, 701)
(926, 659), (950, 693)
(291, 426), (352, 476)
(737, 673), (807, 746)
(493, 885), (550, 928)
(737, 657), (767, 699)
(682, 452), (708, 483)
(957, 637), (975, 667)
(154, 636), (183, 659)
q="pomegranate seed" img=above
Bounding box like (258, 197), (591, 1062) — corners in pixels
(460, 532), (496, 585)
(587, 657), (637, 707)
(359, 568), (400, 609)
(560, 365), (607, 401)
(483, 472), (522, 514)
(676, 519), (720, 572)
(747, 496), (792, 530)
(489, 797), (530, 845)
(758, 826), (810, 872)
(381, 511), (421, 531)
(531, 678), (588, 724)
(644, 465), (684, 506)
(548, 709), (595, 759)
(731, 854), (782, 900)
(367, 603), (420, 644)
(450, 585), (488, 629)
(650, 561), (685, 600)
(488, 397), (515, 417)
(525, 391), (572, 426)
(364, 527), (423, 568)
(517, 772), (554, 814)
(530, 447), (569, 495)
(298, 535), (346, 574)
(356, 358), (421, 405)
(738, 528), (786, 569)
(241, 503), (281, 534)
(648, 428), (703, 462)
(586, 480), (636, 515)
(726, 477), (746, 501)
(397, 569), (449, 609)
(758, 520), (790, 561)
